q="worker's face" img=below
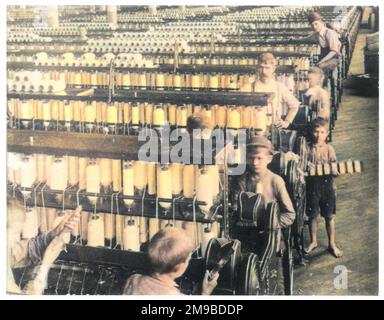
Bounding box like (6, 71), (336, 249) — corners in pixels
(247, 149), (272, 174)
(312, 125), (328, 144)
(258, 63), (276, 79)
(311, 20), (324, 33)
(308, 72), (323, 87)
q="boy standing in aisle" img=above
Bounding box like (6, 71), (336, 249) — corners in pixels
(305, 118), (342, 258)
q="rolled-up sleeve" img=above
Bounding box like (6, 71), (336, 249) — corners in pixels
(280, 85), (300, 123)
(274, 176), (296, 229)
(10, 232), (55, 268)
(326, 29), (341, 54)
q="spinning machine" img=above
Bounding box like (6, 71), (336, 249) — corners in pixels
(7, 5), (363, 296)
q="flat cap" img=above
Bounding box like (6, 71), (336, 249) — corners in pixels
(246, 136), (273, 153)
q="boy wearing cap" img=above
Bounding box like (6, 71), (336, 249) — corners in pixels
(305, 117), (342, 258)
(231, 136), (295, 230)
(304, 67), (331, 121)
(230, 136), (295, 295)
(253, 52), (300, 130)
(307, 12), (341, 73)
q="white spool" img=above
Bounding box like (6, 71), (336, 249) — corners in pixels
(34, 52), (48, 64)
(87, 214), (105, 247)
(147, 162), (157, 195)
(157, 165), (172, 209)
(84, 103), (96, 124)
(64, 103), (73, 122)
(104, 212), (115, 241)
(62, 52), (74, 64)
(78, 157), (88, 190)
(133, 161), (147, 191)
(123, 161), (134, 207)
(153, 107), (166, 126)
(123, 218), (141, 251)
(227, 108), (241, 129)
(99, 158), (112, 188)
(86, 161), (100, 205)
(112, 159), (122, 192)
(49, 157), (68, 191)
(196, 168), (214, 215)
(82, 53), (96, 65)
(67, 156), (79, 186)
(115, 215), (125, 246)
(102, 53), (115, 64)
(19, 101), (33, 127)
(20, 155), (37, 196)
(354, 160), (362, 173)
(47, 80), (66, 93)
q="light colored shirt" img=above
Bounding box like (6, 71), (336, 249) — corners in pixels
(9, 232), (55, 268)
(123, 274), (181, 295)
(7, 231), (55, 294)
(310, 26), (341, 54)
(231, 169), (296, 229)
(254, 79), (300, 123)
(305, 86), (331, 121)
(307, 143), (337, 164)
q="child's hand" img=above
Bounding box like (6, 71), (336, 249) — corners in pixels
(248, 75), (256, 84)
(202, 270), (219, 295)
(275, 119), (290, 129)
(285, 151), (300, 162)
(330, 162), (340, 176)
(307, 162), (316, 172)
(52, 206), (81, 237)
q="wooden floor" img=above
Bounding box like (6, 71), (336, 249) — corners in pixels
(294, 29), (379, 295)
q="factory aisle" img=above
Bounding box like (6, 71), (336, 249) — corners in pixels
(294, 29), (379, 295)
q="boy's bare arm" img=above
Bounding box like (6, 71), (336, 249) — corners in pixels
(275, 177), (296, 229)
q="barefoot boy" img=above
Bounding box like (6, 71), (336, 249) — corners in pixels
(305, 117), (342, 258)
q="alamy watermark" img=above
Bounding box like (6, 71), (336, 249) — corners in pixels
(138, 127), (248, 175)
(333, 265), (348, 290)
